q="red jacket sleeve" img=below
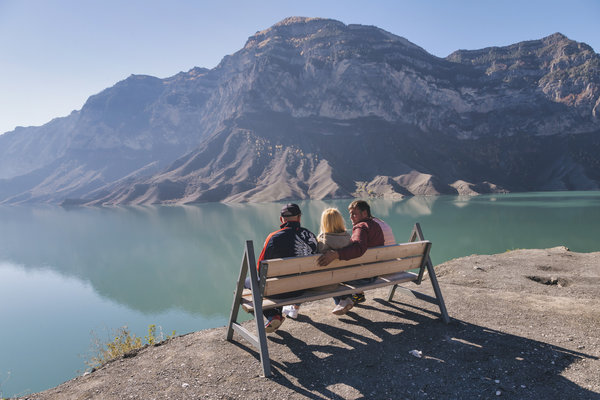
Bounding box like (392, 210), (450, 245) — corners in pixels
(256, 229), (282, 270)
(337, 222), (369, 260)
(337, 219), (384, 261)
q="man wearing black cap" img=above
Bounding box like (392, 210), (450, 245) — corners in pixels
(254, 203), (317, 332)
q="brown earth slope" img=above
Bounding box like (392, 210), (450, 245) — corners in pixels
(23, 247), (600, 399)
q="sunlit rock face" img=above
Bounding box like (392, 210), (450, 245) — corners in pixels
(1, 17), (599, 205)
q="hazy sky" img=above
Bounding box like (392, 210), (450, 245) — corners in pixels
(1, 0), (598, 135)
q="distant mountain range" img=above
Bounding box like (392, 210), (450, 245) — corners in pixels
(1, 17), (599, 205)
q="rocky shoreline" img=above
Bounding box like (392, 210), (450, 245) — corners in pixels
(22, 247), (600, 399)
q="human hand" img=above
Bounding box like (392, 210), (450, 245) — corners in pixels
(317, 250), (338, 266)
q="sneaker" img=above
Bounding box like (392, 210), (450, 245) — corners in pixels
(332, 298), (354, 315)
(282, 305), (299, 319)
(265, 314), (284, 333)
(352, 293), (366, 304)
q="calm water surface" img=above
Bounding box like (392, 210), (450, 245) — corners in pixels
(1, 192), (599, 396)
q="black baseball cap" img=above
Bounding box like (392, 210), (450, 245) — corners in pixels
(280, 203), (301, 217)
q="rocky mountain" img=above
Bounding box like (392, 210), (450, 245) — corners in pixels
(1, 17), (599, 205)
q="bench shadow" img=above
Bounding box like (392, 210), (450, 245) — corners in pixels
(264, 298), (599, 400)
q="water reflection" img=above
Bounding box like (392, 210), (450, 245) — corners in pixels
(1, 203), (286, 316)
(1, 192), (599, 317)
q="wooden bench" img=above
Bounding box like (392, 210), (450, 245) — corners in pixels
(226, 223), (449, 377)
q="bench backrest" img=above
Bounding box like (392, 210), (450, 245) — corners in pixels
(258, 240), (431, 296)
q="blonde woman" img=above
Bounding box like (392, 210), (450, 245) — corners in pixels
(282, 207), (351, 318)
(317, 207), (351, 253)
(317, 208), (357, 315)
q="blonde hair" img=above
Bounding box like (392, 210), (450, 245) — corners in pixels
(319, 208), (347, 235)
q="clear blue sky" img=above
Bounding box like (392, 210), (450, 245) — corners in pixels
(1, 0), (598, 135)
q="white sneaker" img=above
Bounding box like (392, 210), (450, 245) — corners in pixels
(282, 305), (299, 319)
(332, 298), (354, 315)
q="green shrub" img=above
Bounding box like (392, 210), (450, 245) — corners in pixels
(87, 324), (175, 369)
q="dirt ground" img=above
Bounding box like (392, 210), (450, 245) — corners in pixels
(22, 246), (600, 400)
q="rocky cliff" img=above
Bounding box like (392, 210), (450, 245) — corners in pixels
(1, 17), (599, 205)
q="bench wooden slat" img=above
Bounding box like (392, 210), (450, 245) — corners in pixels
(241, 270), (419, 312)
(231, 323), (259, 348)
(263, 255), (424, 296)
(262, 241), (430, 277)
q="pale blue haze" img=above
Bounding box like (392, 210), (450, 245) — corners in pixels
(1, 0), (599, 135)
(1, 192), (600, 396)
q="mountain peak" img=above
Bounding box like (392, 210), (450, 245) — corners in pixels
(545, 32), (567, 40)
(243, 16), (424, 56)
(540, 32), (596, 53)
(272, 16), (332, 27)
(244, 17), (345, 49)
(446, 31), (597, 65)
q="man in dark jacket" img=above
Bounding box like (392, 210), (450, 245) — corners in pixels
(317, 200), (385, 314)
(252, 203), (317, 333)
(257, 203), (317, 266)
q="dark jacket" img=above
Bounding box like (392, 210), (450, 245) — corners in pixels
(257, 221), (318, 270)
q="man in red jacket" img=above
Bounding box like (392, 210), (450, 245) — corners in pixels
(318, 200), (385, 314)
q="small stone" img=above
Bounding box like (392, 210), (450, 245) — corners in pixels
(182, 383), (189, 388)
(495, 379), (500, 384)
(496, 390), (502, 396)
(409, 350), (423, 358)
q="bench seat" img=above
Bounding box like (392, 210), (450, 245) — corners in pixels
(241, 270), (418, 312)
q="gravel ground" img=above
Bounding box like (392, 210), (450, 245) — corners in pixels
(21, 246), (600, 400)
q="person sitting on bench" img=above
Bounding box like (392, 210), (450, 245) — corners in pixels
(317, 200), (389, 314)
(316, 207), (352, 314)
(247, 203), (318, 333)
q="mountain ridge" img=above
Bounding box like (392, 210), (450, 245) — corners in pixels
(1, 17), (599, 205)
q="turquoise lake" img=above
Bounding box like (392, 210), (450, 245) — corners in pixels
(1, 192), (599, 397)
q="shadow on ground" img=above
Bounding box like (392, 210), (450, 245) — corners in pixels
(257, 298), (598, 400)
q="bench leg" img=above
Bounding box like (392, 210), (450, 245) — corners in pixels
(226, 241), (272, 377)
(387, 283), (398, 301)
(248, 251), (272, 377)
(425, 256), (450, 324)
(227, 242), (250, 341)
(254, 313), (272, 377)
(388, 223), (450, 324)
